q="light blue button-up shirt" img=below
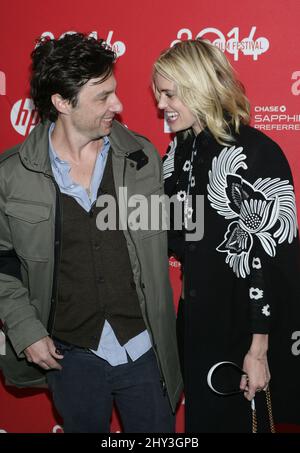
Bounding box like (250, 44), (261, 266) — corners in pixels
(48, 123), (151, 366)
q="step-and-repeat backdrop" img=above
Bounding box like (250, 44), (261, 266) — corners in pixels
(0, 0), (299, 433)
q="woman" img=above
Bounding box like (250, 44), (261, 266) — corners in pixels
(152, 39), (300, 432)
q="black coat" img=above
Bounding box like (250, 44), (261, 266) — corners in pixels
(163, 125), (300, 432)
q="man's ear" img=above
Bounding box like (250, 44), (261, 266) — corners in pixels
(51, 93), (72, 115)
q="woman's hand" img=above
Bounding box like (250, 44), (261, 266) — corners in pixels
(240, 334), (271, 401)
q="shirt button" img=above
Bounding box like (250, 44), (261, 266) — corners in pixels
(188, 244), (196, 252)
(98, 276), (104, 283)
(94, 243), (100, 250)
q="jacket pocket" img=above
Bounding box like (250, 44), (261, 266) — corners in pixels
(5, 199), (52, 262)
(134, 184), (167, 239)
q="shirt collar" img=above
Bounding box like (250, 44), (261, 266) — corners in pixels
(48, 122), (110, 171)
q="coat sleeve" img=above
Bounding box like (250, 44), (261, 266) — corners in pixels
(247, 243), (270, 333)
(243, 136), (300, 425)
(242, 135), (300, 335)
(0, 177), (49, 357)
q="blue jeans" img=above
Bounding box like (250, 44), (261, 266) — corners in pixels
(47, 339), (174, 433)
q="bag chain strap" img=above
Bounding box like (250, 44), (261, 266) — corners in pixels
(252, 387), (276, 433)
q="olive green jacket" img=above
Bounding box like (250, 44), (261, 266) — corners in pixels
(0, 120), (182, 411)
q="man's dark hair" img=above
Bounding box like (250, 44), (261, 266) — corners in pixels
(30, 33), (116, 122)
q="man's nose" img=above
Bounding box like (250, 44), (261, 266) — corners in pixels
(111, 94), (123, 114)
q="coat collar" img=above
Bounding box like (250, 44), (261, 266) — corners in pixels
(19, 120), (52, 174)
(109, 120), (144, 155)
(19, 119), (144, 173)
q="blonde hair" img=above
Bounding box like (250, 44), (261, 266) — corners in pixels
(153, 39), (250, 145)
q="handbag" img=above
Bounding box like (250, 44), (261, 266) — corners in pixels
(207, 361), (276, 433)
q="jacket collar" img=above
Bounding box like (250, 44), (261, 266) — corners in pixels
(19, 119), (144, 174)
(109, 120), (144, 155)
(19, 120), (53, 174)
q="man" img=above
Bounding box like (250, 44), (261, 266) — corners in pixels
(0, 33), (182, 433)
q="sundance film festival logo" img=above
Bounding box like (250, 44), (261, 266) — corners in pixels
(39, 30), (126, 58)
(171, 26), (269, 61)
(0, 71), (6, 95)
(10, 99), (39, 136)
(52, 425), (64, 433)
(169, 256), (181, 268)
(291, 71), (300, 95)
